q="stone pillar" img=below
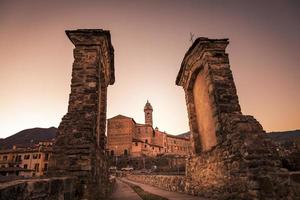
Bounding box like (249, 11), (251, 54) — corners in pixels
(176, 38), (284, 199)
(49, 29), (114, 200)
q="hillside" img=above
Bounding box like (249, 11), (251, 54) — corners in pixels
(0, 127), (57, 150)
(267, 130), (300, 140)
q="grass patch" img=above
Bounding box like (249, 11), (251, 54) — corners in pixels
(127, 182), (168, 200)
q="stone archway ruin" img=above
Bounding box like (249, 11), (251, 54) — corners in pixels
(45, 31), (296, 200)
(176, 38), (241, 153)
(176, 38), (292, 199)
(1, 29), (297, 200)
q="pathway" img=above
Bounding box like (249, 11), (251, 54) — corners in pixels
(110, 178), (142, 200)
(121, 178), (208, 200)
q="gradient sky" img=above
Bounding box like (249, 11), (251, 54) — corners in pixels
(0, 0), (299, 138)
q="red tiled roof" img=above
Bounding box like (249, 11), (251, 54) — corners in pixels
(108, 115), (136, 123)
(166, 134), (190, 141)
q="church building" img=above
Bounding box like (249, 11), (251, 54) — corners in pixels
(107, 101), (191, 157)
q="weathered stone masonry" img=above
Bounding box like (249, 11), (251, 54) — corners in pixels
(0, 177), (77, 200)
(176, 38), (242, 154)
(176, 38), (297, 199)
(48, 29), (115, 200)
(127, 172), (300, 199)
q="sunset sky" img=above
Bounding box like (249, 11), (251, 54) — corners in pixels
(0, 0), (299, 138)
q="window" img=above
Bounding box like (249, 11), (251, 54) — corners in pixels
(16, 155), (22, 162)
(152, 147), (154, 150)
(38, 154), (41, 159)
(135, 142), (138, 146)
(33, 154), (38, 159)
(124, 149), (128, 156)
(44, 153), (49, 161)
(34, 163), (39, 172)
(23, 164), (28, 169)
(3, 155), (7, 161)
(145, 139), (148, 143)
(110, 150), (114, 156)
(24, 155), (30, 160)
(44, 163), (48, 171)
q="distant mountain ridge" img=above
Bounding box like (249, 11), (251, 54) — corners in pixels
(176, 130), (300, 140)
(0, 127), (57, 150)
(266, 130), (300, 145)
(267, 130), (300, 139)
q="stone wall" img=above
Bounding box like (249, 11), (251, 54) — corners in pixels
(48, 29), (115, 200)
(127, 174), (186, 192)
(0, 177), (77, 200)
(127, 173), (300, 199)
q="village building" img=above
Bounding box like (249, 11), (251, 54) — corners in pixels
(107, 101), (192, 157)
(0, 141), (53, 177)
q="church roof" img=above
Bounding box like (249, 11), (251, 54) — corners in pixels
(166, 134), (190, 141)
(108, 115), (136, 123)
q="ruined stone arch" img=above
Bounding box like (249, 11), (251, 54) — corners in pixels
(174, 37), (285, 199)
(43, 30), (288, 200)
(176, 38), (241, 154)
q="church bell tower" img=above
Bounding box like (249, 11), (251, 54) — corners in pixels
(144, 100), (153, 126)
